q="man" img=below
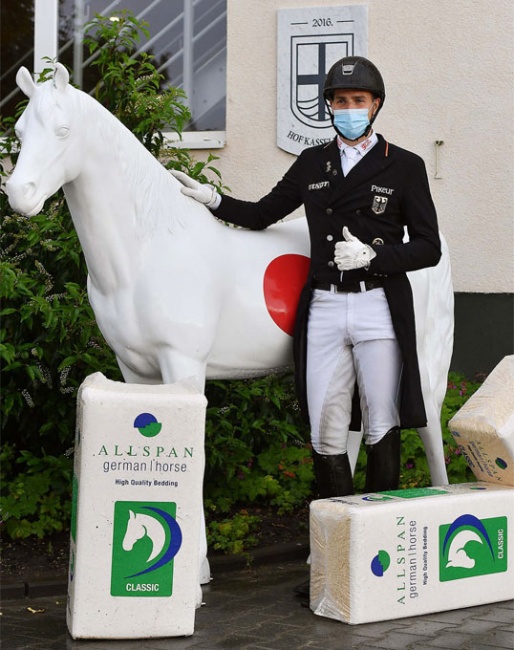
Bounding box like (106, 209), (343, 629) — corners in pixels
(172, 56), (441, 500)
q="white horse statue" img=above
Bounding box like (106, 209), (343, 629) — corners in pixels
(6, 64), (454, 586)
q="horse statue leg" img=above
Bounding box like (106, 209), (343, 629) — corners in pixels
(116, 352), (212, 586)
(417, 420), (448, 485)
(156, 351), (212, 585)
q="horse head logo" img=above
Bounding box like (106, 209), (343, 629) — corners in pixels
(123, 509), (166, 562)
(442, 514), (495, 571)
(445, 530), (483, 569)
(121, 506), (182, 578)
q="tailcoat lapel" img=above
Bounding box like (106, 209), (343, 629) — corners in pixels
(320, 139), (342, 189)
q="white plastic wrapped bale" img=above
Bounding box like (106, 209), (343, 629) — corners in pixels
(449, 355), (514, 486)
(67, 372), (207, 640)
(310, 483), (513, 625)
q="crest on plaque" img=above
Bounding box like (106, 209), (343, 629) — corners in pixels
(290, 35), (353, 129)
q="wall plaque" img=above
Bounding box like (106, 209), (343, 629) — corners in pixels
(277, 5), (368, 155)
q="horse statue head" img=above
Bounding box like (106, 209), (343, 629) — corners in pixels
(6, 64), (88, 216)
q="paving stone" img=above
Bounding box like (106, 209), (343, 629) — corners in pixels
(424, 631), (493, 649)
(459, 617), (506, 635)
(352, 630), (428, 649)
(471, 629), (514, 648)
(334, 619), (413, 637)
(424, 603), (510, 626)
(1, 560), (512, 650)
(473, 603), (514, 625)
(397, 617), (460, 635)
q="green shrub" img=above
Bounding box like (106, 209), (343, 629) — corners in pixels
(203, 373), (313, 548)
(207, 510), (261, 556)
(0, 444), (73, 539)
(204, 374), (309, 487)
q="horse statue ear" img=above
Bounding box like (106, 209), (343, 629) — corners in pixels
(16, 67), (37, 99)
(53, 62), (70, 91)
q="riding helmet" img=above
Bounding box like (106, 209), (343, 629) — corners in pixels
(323, 56), (386, 108)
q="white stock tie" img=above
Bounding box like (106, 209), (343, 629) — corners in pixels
(342, 146), (360, 176)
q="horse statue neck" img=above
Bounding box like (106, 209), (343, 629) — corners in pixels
(64, 89), (214, 296)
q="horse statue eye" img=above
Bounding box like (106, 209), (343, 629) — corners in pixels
(56, 126), (70, 138)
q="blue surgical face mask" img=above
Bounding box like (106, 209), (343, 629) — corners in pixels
(333, 108), (370, 141)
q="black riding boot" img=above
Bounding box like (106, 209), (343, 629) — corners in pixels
(294, 451), (354, 599)
(312, 450), (354, 498)
(364, 426), (401, 493)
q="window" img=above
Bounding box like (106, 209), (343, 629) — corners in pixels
(1, 1), (226, 143)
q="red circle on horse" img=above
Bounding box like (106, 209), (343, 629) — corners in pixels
(263, 254), (310, 336)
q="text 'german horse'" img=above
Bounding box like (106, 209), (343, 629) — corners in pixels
(6, 64), (454, 586)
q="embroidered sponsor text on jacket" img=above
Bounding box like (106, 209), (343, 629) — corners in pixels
(308, 181), (330, 191)
(371, 184), (394, 195)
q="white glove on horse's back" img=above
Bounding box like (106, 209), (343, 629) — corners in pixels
(334, 226), (377, 270)
(170, 170), (221, 209)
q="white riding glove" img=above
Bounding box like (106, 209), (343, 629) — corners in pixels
(334, 226), (377, 270)
(170, 170), (221, 209)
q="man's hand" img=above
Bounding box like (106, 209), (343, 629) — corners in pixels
(170, 170), (221, 209)
(334, 227), (377, 270)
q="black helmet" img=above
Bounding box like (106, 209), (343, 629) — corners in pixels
(323, 56), (385, 139)
(323, 56), (385, 106)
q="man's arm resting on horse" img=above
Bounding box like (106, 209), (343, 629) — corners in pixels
(171, 169), (303, 231)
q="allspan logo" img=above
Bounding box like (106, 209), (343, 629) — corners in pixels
(111, 501), (182, 597)
(371, 550), (391, 577)
(134, 412), (162, 438)
(439, 513), (507, 582)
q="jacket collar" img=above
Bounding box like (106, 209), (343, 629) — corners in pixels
(322, 134), (390, 196)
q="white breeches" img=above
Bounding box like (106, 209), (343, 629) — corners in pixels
(306, 288), (403, 454)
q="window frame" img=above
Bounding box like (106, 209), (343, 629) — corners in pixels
(33, 0), (226, 150)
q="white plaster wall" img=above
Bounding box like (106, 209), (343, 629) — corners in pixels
(203, 0), (513, 293)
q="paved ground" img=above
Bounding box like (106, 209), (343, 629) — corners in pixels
(1, 550), (513, 650)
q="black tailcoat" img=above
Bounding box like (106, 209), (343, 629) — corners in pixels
(213, 135), (442, 429)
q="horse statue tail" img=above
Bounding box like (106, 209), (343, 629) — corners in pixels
(414, 231), (454, 485)
(424, 233), (455, 407)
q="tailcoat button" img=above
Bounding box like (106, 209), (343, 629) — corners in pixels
(328, 261), (335, 267)
(326, 235), (334, 241)
(332, 169), (338, 176)
(326, 208), (333, 215)
(356, 209), (362, 215)
(372, 237), (384, 245)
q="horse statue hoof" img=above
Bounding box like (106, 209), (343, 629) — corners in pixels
(199, 557), (212, 585)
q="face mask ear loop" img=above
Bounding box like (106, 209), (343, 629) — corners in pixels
(330, 115), (347, 140)
(367, 99), (383, 135)
(325, 97), (347, 140)
(360, 101), (378, 139)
